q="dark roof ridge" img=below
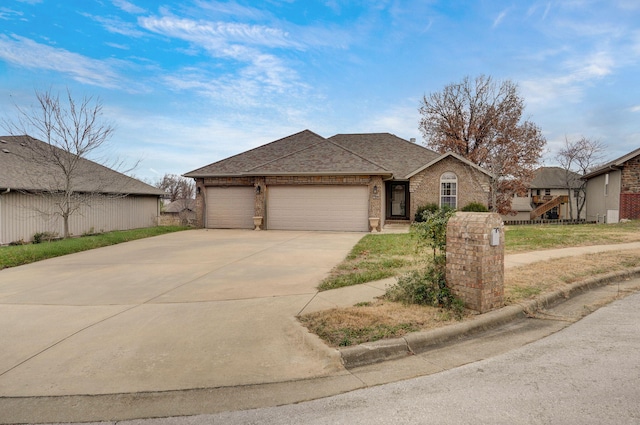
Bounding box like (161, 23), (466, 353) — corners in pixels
(330, 132), (438, 154)
(325, 138), (391, 172)
(184, 129), (324, 175)
(245, 130), (328, 171)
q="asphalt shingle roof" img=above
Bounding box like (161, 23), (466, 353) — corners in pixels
(0, 135), (164, 195)
(582, 147), (640, 179)
(184, 130), (442, 179)
(329, 133), (440, 179)
(530, 166), (581, 189)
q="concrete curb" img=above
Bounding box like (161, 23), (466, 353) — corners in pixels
(339, 266), (640, 369)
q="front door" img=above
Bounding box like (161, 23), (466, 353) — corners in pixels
(387, 182), (409, 219)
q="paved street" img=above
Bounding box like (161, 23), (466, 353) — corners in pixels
(123, 290), (640, 425)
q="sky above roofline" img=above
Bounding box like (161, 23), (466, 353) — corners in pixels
(1, 0), (639, 181)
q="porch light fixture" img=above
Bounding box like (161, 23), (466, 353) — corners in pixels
(256, 185), (261, 194)
(373, 185), (378, 195)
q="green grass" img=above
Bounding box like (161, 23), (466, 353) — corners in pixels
(319, 220), (640, 291)
(318, 234), (418, 291)
(0, 226), (190, 270)
(505, 221), (640, 252)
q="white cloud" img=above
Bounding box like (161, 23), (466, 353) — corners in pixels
(0, 35), (124, 89)
(112, 0), (146, 15)
(493, 9), (509, 28)
(630, 106), (640, 113)
(521, 50), (615, 105)
(139, 15), (301, 50)
(139, 14), (309, 97)
(91, 15), (146, 37)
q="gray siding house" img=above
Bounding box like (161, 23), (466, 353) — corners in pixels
(0, 135), (164, 244)
(583, 147), (640, 224)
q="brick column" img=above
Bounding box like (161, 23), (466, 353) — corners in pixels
(446, 212), (504, 313)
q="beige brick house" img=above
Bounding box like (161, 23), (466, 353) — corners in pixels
(184, 130), (492, 232)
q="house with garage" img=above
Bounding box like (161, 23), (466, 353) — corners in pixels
(506, 167), (585, 222)
(184, 130), (492, 232)
(0, 135), (164, 244)
(582, 147), (640, 224)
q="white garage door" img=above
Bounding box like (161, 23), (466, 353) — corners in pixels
(206, 186), (255, 229)
(267, 185), (369, 231)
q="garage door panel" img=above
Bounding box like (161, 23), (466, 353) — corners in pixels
(267, 186), (368, 232)
(206, 187), (255, 229)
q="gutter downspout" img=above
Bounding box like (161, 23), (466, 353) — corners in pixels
(0, 188), (6, 245)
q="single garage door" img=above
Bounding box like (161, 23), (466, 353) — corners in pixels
(206, 186), (255, 229)
(267, 185), (369, 231)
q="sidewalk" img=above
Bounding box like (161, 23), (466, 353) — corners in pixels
(2, 241), (640, 424)
(302, 241), (640, 314)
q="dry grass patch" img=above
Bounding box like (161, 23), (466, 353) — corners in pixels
(301, 248), (640, 347)
(299, 300), (469, 347)
(504, 249), (640, 303)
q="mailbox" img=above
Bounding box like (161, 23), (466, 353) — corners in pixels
(490, 227), (500, 246)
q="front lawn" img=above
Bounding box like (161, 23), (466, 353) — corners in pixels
(303, 221), (640, 347)
(319, 221), (640, 292)
(0, 226), (190, 270)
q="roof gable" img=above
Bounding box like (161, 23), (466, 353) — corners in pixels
(406, 152), (493, 179)
(530, 166), (581, 189)
(329, 133), (440, 179)
(0, 135), (164, 195)
(184, 130), (326, 177)
(246, 140), (390, 175)
(184, 130), (492, 179)
(583, 147), (640, 179)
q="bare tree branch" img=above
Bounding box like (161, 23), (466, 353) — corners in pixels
(419, 75), (546, 214)
(1, 88), (122, 238)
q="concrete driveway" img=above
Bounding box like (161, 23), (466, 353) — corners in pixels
(0, 229), (364, 397)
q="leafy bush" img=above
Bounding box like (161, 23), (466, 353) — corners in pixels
(414, 203), (438, 222)
(386, 261), (464, 318)
(32, 231), (59, 244)
(411, 207), (455, 260)
(461, 202), (489, 212)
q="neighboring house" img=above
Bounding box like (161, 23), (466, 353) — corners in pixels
(583, 147), (640, 224)
(0, 135), (164, 244)
(160, 199), (196, 226)
(184, 130), (492, 232)
(506, 167), (584, 221)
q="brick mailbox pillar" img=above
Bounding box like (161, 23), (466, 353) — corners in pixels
(446, 212), (504, 313)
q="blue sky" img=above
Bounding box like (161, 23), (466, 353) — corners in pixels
(1, 0), (639, 181)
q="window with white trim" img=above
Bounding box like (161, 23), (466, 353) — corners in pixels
(440, 172), (458, 209)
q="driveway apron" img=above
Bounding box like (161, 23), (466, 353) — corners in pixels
(0, 230), (363, 396)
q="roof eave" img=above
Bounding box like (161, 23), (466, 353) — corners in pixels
(184, 171), (394, 178)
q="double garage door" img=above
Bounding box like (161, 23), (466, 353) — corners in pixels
(206, 185), (369, 231)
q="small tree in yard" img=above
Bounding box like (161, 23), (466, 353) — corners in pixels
(386, 208), (462, 314)
(556, 136), (606, 220)
(2, 88), (126, 238)
(156, 174), (194, 203)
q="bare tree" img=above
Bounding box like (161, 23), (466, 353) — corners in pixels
(556, 136), (606, 219)
(2, 88), (124, 238)
(156, 174), (194, 202)
(419, 75), (546, 214)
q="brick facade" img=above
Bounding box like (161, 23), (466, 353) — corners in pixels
(409, 156), (491, 220)
(192, 159), (490, 231)
(618, 155), (640, 220)
(194, 174), (382, 230)
(620, 193), (640, 220)
(446, 212), (504, 313)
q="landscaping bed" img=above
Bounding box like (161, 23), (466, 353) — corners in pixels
(301, 222), (640, 347)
